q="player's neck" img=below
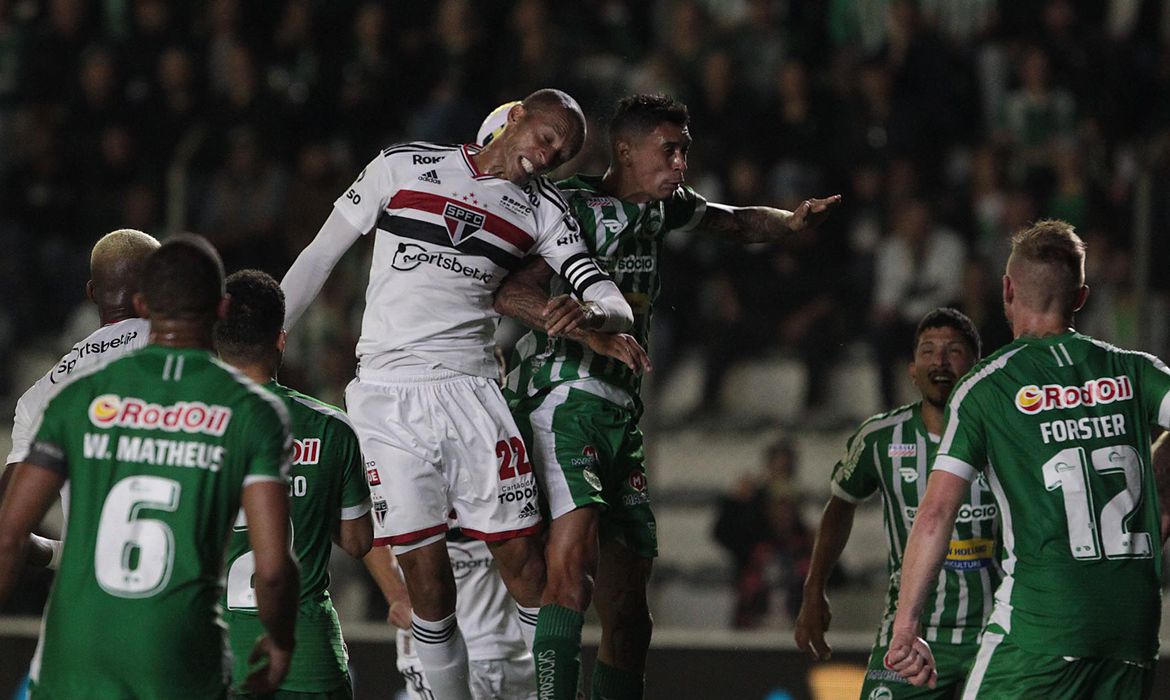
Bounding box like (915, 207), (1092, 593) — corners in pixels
(231, 362), (276, 386)
(148, 320), (216, 350)
(920, 400), (945, 436)
(601, 167), (653, 203)
(1011, 313), (1074, 340)
(98, 305), (138, 327)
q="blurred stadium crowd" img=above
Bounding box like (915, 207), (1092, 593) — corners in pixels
(3, 0), (1170, 424)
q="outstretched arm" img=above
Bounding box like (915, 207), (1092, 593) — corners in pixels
(699, 196), (842, 244)
(280, 208), (363, 330)
(887, 470), (969, 688)
(794, 495), (857, 661)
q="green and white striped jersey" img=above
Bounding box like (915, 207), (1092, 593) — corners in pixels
(507, 174), (706, 407)
(934, 331), (1170, 662)
(223, 382), (371, 693)
(25, 345), (291, 699)
(833, 402), (1000, 647)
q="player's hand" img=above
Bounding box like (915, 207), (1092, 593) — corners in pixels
(543, 295), (597, 336)
(387, 598), (414, 629)
(583, 332), (651, 373)
(787, 195), (842, 234)
(243, 633), (294, 695)
(884, 630), (937, 688)
(793, 591), (833, 661)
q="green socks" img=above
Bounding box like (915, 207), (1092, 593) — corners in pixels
(533, 603), (585, 700)
(591, 659), (644, 700)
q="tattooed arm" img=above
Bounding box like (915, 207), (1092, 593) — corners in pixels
(698, 195), (842, 244)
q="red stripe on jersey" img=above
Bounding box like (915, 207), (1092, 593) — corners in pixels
(374, 522), (448, 546)
(461, 144), (488, 178)
(388, 189), (535, 252)
(460, 522), (544, 542)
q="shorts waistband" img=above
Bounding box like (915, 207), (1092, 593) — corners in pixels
(356, 366), (471, 384)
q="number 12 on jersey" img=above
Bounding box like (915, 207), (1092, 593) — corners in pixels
(1042, 444), (1152, 560)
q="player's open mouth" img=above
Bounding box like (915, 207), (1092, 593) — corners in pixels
(929, 372), (954, 386)
(520, 156), (535, 175)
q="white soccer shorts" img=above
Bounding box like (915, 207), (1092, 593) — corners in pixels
(346, 369), (542, 545)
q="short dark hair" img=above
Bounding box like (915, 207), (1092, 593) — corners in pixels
(915, 307), (982, 357)
(140, 234), (224, 321)
(609, 94), (689, 145)
(215, 269), (285, 366)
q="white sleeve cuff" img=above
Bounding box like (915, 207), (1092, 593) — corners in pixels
(932, 455), (978, 482)
(340, 498), (372, 521)
(830, 481), (870, 504)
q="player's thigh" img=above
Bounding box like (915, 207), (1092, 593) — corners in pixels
(960, 628), (1151, 700)
(344, 379), (447, 542)
(596, 417), (656, 560)
(518, 387), (633, 519)
(441, 376), (541, 539)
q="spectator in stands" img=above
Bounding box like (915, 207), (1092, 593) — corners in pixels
(713, 438), (821, 628)
(871, 197), (966, 406)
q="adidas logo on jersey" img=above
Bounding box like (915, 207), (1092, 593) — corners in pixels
(518, 500), (539, 519)
(418, 169), (441, 184)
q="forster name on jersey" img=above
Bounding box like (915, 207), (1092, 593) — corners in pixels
(1012, 376), (1134, 444)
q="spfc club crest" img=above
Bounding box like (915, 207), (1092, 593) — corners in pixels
(443, 201), (485, 245)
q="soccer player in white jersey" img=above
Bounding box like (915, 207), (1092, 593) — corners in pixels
(2, 228), (160, 567)
(281, 88), (632, 700)
(889, 221), (1170, 698)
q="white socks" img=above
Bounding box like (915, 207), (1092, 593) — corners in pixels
(411, 611), (472, 700)
(516, 604), (539, 651)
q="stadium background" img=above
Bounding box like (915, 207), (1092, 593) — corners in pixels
(3, 0), (1170, 698)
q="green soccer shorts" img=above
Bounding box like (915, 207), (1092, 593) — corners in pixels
(860, 637), (979, 700)
(512, 385), (657, 559)
(959, 624), (1154, 700)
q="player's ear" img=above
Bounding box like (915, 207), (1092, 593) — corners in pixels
(1073, 284), (1089, 312)
(616, 140), (632, 165)
(85, 279), (96, 304)
(132, 292), (150, 319)
(217, 294), (231, 322)
(276, 329), (287, 354)
(508, 103), (525, 126)
(1002, 274), (1013, 305)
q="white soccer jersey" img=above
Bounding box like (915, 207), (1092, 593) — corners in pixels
(334, 142), (609, 378)
(7, 317), (149, 465)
